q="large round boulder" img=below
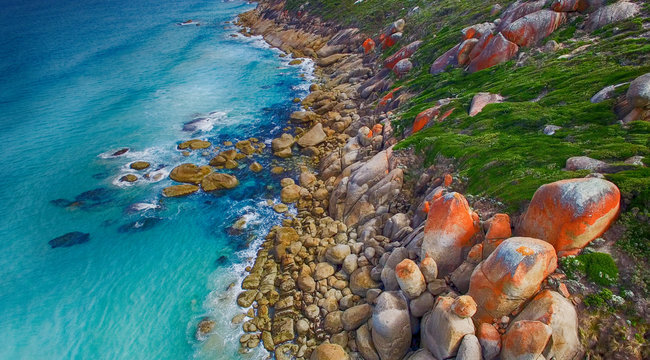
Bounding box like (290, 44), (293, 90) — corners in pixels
(468, 237), (557, 322)
(297, 123), (326, 147)
(178, 139), (211, 150)
(169, 163), (212, 184)
(501, 10), (567, 47)
(421, 192), (480, 276)
(516, 178), (620, 256)
(372, 291), (411, 360)
(350, 266), (380, 297)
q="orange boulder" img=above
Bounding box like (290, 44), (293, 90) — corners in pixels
(467, 33), (519, 73)
(430, 44), (460, 74)
(483, 213), (512, 257)
(517, 178), (620, 256)
(501, 10), (567, 47)
(551, 0), (589, 12)
(421, 192), (480, 276)
(384, 41), (422, 69)
(412, 106), (440, 133)
(477, 323), (501, 360)
(468, 237), (557, 322)
(501, 320), (552, 360)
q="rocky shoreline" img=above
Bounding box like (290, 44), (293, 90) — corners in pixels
(225, 1), (628, 359)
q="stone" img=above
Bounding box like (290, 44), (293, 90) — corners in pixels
(395, 259), (426, 298)
(468, 33), (519, 73)
(422, 296), (475, 359)
(363, 38), (376, 54)
(513, 290), (580, 360)
(169, 163), (212, 184)
(342, 304), (372, 331)
(469, 93), (504, 117)
(130, 161), (150, 170)
(585, 1), (640, 31)
(224, 159), (238, 169)
(419, 255), (438, 282)
(272, 133), (295, 151)
(516, 178), (621, 256)
(543, 124), (562, 135)
(297, 123), (326, 147)
(501, 10), (567, 47)
(201, 173), (239, 191)
(162, 184), (199, 197)
(281, 184), (302, 203)
(483, 213), (512, 257)
(551, 0), (589, 12)
(477, 323), (501, 360)
(468, 237), (557, 322)
(409, 292), (435, 318)
(299, 171), (317, 187)
(384, 41), (422, 69)
(290, 110), (318, 122)
(237, 290), (257, 307)
(178, 139), (211, 150)
(501, 320), (552, 360)
(456, 334), (482, 360)
(324, 311), (344, 334)
(298, 275), (316, 292)
(393, 58), (413, 77)
(195, 317), (215, 340)
(120, 174), (137, 182)
(421, 192), (480, 276)
(249, 162), (263, 172)
(48, 231), (90, 248)
(314, 262), (335, 281)
(272, 317), (295, 344)
(626, 73), (650, 108)
(342, 254), (358, 274)
(405, 349), (437, 360)
(350, 266), (380, 297)
(296, 319), (310, 335)
(356, 324), (380, 360)
(310, 343), (349, 360)
(326, 244), (351, 265)
(451, 295), (477, 318)
(372, 292), (411, 360)
(457, 38), (480, 66)
(430, 43), (460, 74)
(565, 156), (608, 172)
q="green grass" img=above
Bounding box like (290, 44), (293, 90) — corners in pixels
(560, 252), (619, 286)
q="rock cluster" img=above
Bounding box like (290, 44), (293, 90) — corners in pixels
(223, 2), (624, 359)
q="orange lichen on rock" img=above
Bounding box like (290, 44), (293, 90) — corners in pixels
(517, 178), (620, 256)
(412, 106), (440, 133)
(468, 237), (557, 322)
(421, 192), (480, 276)
(501, 320), (552, 360)
(362, 38), (376, 53)
(468, 33), (519, 73)
(501, 10), (567, 47)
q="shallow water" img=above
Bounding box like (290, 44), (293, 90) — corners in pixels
(0, 0), (309, 358)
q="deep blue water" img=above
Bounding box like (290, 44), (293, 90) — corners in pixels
(0, 0), (311, 358)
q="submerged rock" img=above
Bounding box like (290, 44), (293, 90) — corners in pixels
(162, 184), (199, 197)
(201, 173), (239, 191)
(117, 217), (162, 233)
(48, 231), (90, 248)
(111, 148), (129, 156)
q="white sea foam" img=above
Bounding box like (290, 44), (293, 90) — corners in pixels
(128, 202), (160, 212)
(183, 111), (227, 132)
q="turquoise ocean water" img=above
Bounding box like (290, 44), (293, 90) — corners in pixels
(0, 0), (311, 358)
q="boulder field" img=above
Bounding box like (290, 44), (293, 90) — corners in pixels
(221, 0), (633, 359)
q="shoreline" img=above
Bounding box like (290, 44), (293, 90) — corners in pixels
(227, 0), (646, 359)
